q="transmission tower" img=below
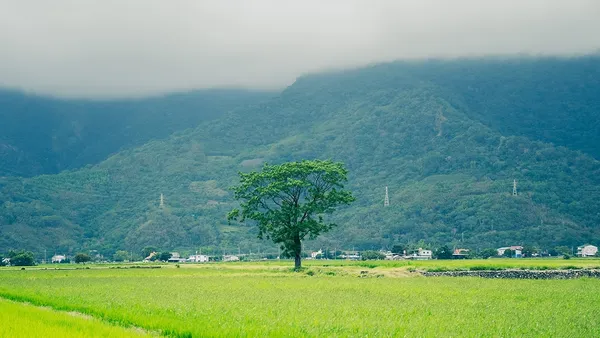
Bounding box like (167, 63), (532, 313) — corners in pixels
(384, 186), (390, 207)
(512, 180), (517, 196)
(160, 193), (165, 208)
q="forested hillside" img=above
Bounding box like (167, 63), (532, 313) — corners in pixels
(1, 56), (599, 256)
(0, 89), (274, 176)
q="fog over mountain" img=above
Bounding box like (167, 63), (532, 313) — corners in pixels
(1, 0), (599, 98)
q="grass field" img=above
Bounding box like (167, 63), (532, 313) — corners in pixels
(1, 259), (600, 337)
(0, 298), (147, 337)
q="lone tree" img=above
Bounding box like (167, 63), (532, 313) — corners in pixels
(74, 253), (91, 264)
(228, 160), (355, 270)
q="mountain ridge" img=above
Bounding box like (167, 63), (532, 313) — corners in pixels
(1, 56), (599, 256)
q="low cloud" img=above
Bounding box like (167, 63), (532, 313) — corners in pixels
(1, 0), (599, 98)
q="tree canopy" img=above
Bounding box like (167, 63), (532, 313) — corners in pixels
(228, 160), (355, 269)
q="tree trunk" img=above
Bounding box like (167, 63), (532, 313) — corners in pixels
(294, 233), (302, 270)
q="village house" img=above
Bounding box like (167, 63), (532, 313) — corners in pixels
(167, 252), (187, 263)
(188, 254), (209, 263)
(497, 246), (523, 257)
(223, 255), (240, 262)
(310, 249), (323, 259)
(407, 248), (432, 260)
(577, 245), (598, 257)
(452, 248), (469, 259)
(51, 254), (66, 263)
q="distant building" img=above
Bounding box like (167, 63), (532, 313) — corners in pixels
(407, 248), (432, 260)
(51, 255), (66, 263)
(310, 250), (323, 259)
(167, 252), (187, 263)
(452, 248), (469, 259)
(340, 254), (360, 260)
(577, 245), (598, 257)
(497, 246), (523, 257)
(188, 254), (209, 263)
(223, 255), (240, 262)
(2, 258), (10, 266)
(143, 252), (158, 262)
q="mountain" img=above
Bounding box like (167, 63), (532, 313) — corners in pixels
(1, 55), (599, 256)
(0, 88), (275, 177)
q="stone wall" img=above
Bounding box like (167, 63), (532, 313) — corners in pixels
(422, 269), (600, 279)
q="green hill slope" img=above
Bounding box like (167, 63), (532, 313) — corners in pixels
(1, 56), (599, 256)
(0, 88), (274, 177)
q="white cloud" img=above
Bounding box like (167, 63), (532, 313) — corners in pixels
(0, 0), (599, 98)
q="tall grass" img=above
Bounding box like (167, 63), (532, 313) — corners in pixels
(0, 298), (146, 337)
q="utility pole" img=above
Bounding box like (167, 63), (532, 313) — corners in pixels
(384, 186), (390, 207)
(512, 180), (517, 196)
(44, 249), (47, 264)
(160, 193), (165, 208)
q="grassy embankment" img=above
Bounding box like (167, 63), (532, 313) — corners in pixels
(1, 259), (600, 336)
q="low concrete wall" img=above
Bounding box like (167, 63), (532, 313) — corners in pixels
(422, 269), (600, 279)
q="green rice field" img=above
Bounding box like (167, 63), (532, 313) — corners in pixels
(1, 259), (599, 337)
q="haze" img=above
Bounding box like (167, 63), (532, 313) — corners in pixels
(1, 0), (599, 98)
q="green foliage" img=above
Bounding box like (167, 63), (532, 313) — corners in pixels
(228, 160), (355, 269)
(503, 249), (514, 258)
(73, 253), (91, 264)
(360, 250), (386, 260)
(434, 245), (453, 259)
(479, 248), (498, 259)
(1, 56), (600, 256)
(0, 89), (273, 177)
(391, 244), (406, 255)
(112, 250), (130, 262)
(141, 247), (157, 259)
(158, 252), (172, 262)
(7, 250), (35, 266)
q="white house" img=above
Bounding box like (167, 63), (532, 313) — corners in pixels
(577, 245), (598, 257)
(167, 252), (187, 263)
(417, 248), (432, 259)
(310, 250), (323, 259)
(51, 255), (66, 263)
(407, 248), (432, 260)
(1, 258), (10, 266)
(188, 254), (209, 263)
(497, 246), (523, 257)
(223, 255), (240, 262)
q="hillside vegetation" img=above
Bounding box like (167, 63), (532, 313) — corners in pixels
(0, 88), (274, 176)
(1, 56), (599, 256)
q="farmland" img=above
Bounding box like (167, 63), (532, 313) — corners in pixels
(1, 259), (600, 337)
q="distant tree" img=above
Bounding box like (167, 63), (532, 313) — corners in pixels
(8, 250), (35, 266)
(555, 246), (571, 256)
(113, 250), (130, 262)
(158, 252), (172, 262)
(74, 253), (91, 264)
(391, 244), (406, 255)
(434, 245), (453, 260)
(361, 250), (385, 260)
(548, 248), (559, 257)
(503, 249), (514, 258)
(479, 248), (498, 259)
(521, 246), (537, 257)
(228, 160), (355, 270)
(141, 246), (157, 259)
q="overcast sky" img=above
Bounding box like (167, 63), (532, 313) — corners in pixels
(1, 0), (599, 98)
